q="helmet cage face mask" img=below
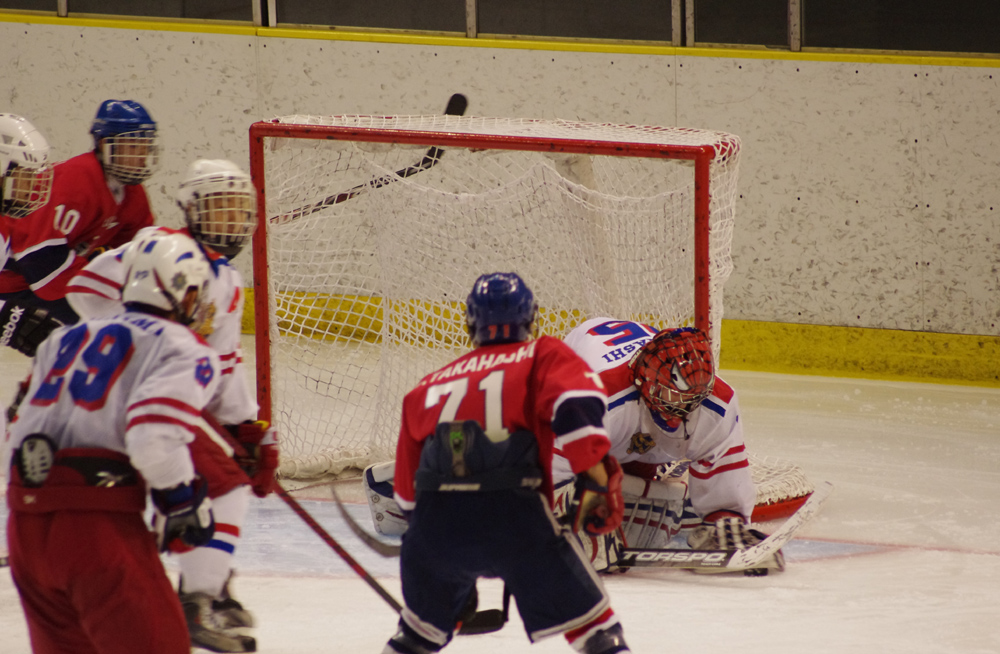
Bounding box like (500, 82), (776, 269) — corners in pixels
(630, 327), (715, 422)
(0, 113), (53, 217)
(465, 272), (538, 347)
(177, 159), (258, 258)
(187, 192), (256, 256)
(99, 130), (160, 185)
(3, 165), (53, 218)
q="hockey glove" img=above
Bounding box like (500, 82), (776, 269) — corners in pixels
(572, 456), (625, 536)
(151, 476), (215, 553)
(687, 511), (785, 575)
(0, 301), (63, 357)
(228, 420), (280, 497)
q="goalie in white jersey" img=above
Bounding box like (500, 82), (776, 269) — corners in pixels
(553, 318), (784, 576)
(5, 232), (220, 654)
(65, 159), (274, 653)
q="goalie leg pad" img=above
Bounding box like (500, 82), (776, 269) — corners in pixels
(364, 461), (409, 536)
(619, 473), (687, 549)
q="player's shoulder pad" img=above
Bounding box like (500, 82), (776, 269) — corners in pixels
(600, 363), (635, 397)
(711, 376), (735, 404)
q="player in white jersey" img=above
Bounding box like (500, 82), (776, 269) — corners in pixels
(554, 318), (784, 576)
(0, 113), (63, 358)
(65, 159), (272, 653)
(5, 232), (219, 654)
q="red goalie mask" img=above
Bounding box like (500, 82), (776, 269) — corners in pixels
(630, 327), (715, 421)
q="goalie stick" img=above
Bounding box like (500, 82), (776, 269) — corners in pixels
(331, 486), (509, 635)
(333, 485), (401, 558)
(618, 480), (833, 572)
(270, 92), (469, 224)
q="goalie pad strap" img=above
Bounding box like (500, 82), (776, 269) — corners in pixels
(620, 473), (687, 502)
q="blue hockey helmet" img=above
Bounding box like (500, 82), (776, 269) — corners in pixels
(90, 100), (159, 185)
(465, 272), (537, 346)
(90, 100), (157, 139)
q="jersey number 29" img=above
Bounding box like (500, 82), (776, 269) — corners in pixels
(31, 323), (134, 410)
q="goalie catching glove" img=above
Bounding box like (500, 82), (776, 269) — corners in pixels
(151, 476), (215, 554)
(227, 420), (279, 497)
(687, 511), (786, 575)
(572, 455), (625, 536)
(0, 300), (62, 357)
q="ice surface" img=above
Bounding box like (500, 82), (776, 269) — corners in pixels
(2, 341), (999, 653)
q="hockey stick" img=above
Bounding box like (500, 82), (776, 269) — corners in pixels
(275, 482), (404, 612)
(618, 481), (833, 572)
(330, 486), (508, 635)
(332, 486), (401, 558)
(270, 93), (469, 225)
(194, 410), (403, 612)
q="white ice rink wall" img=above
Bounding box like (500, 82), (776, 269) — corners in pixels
(1, 14), (998, 382)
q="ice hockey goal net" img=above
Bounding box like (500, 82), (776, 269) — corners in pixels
(248, 108), (812, 517)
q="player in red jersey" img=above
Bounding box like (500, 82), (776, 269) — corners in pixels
(0, 113), (63, 358)
(4, 232), (219, 654)
(382, 272), (632, 654)
(0, 99), (159, 323)
(554, 319), (784, 576)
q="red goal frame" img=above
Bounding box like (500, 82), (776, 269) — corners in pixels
(248, 119), (718, 425)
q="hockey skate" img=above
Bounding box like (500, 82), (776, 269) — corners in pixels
(211, 573), (255, 634)
(182, 591), (257, 653)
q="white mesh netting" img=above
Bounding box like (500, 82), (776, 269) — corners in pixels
(254, 114), (743, 481)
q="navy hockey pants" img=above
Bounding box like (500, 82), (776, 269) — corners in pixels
(399, 488), (611, 643)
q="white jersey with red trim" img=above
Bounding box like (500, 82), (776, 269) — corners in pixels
(556, 317), (755, 521)
(64, 225), (256, 425)
(6, 312), (221, 490)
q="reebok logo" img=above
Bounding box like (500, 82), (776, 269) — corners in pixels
(0, 306), (24, 347)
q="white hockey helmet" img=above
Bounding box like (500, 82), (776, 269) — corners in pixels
(122, 232), (212, 330)
(176, 158), (257, 259)
(0, 113), (53, 218)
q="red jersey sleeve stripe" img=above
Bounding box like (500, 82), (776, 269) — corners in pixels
(64, 285), (114, 298)
(74, 269), (119, 287)
(126, 414), (200, 433)
(689, 458), (750, 480)
(711, 378), (734, 403)
(129, 397), (201, 416)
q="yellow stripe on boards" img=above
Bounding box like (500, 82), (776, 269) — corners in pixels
(1, 12), (997, 68)
(244, 291), (999, 386)
(721, 320), (1000, 387)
